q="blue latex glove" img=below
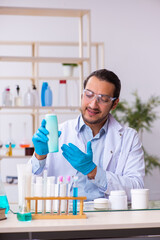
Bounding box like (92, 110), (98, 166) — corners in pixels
(32, 119), (49, 155)
(61, 141), (96, 175)
(32, 119), (62, 156)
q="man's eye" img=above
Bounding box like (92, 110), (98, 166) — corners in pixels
(86, 93), (94, 98)
(102, 96), (110, 102)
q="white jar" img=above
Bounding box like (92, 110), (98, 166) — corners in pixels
(131, 189), (149, 209)
(109, 190), (128, 210)
(94, 198), (109, 210)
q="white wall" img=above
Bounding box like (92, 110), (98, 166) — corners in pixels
(0, 0), (160, 201)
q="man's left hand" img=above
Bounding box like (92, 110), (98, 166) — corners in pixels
(61, 141), (96, 175)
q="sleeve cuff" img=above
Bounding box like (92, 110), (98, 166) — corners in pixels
(31, 153), (46, 174)
(89, 166), (108, 190)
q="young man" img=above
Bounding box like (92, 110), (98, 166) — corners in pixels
(31, 69), (145, 201)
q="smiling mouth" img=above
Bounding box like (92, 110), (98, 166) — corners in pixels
(87, 107), (100, 116)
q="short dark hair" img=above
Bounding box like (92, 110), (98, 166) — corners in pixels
(83, 69), (121, 98)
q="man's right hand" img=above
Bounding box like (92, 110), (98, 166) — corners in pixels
(32, 119), (49, 159)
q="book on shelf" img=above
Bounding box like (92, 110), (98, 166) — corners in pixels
(0, 208), (7, 220)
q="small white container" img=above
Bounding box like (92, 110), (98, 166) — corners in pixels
(131, 189), (149, 209)
(109, 190), (128, 210)
(94, 198), (109, 210)
(62, 65), (73, 77)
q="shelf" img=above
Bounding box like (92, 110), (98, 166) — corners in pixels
(0, 76), (80, 81)
(0, 106), (80, 110)
(0, 6), (91, 163)
(0, 7), (90, 17)
(0, 56), (89, 64)
(0, 155), (31, 160)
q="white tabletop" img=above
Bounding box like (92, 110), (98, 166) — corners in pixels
(1, 210), (160, 234)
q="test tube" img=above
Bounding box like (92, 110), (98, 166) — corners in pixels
(65, 176), (71, 215)
(73, 176), (78, 215)
(57, 176), (63, 215)
(42, 170), (47, 214)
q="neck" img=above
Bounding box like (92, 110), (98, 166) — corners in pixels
(85, 118), (108, 137)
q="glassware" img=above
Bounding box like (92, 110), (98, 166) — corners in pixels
(19, 122), (30, 148)
(0, 175), (10, 214)
(5, 123), (16, 149)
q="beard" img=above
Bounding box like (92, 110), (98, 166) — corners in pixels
(81, 107), (109, 125)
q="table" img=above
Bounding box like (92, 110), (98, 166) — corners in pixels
(1, 210), (160, 239)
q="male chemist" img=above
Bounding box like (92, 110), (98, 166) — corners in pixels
(31, 69), (145, 201)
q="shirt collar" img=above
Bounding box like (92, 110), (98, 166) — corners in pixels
(77, 114), (109, 135)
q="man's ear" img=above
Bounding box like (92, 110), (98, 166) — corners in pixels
(111, 98), (119, 110)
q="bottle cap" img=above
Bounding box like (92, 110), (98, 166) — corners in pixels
(59, 80), (66, 84)
(58, 176), (63, 183)
(67, 176), (71, 183)
(73, 175), (78, 182)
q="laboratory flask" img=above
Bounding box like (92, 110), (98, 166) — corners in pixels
(0, 176), (10, 214)
(5, 122), (16, 148)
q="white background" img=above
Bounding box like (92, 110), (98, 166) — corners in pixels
(0, 0), (160, 202)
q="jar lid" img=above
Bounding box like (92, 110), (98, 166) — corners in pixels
(131, 189), (149, 194)
(110, 190), (126, 196)
(94, 198), (109, 204)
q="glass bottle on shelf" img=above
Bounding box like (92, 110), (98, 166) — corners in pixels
(19, 122), (30, 148)
(5, 123), (16, 149)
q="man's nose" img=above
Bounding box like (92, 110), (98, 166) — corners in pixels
(89, 95), (99, 106)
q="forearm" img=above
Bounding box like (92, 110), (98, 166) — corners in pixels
(35, 152), (47, 160)
(87, 166), (97, 179)
(30, 153), (46, 174)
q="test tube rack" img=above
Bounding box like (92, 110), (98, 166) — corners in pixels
(25, 196), (87, 219)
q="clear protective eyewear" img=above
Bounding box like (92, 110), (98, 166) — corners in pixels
(83, 89), (117, 105)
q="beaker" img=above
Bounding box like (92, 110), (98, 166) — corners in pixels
(5, 123), (16, 148)
(0, 176), (10, 214)
(19, 122), (30, 148)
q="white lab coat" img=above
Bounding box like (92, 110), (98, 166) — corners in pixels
(40, 113), (145, 200)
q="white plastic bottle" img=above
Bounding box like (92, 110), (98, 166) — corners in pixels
(32, 84), (39, 106)
(2, 86), (12, 106)
(24, 87), (35, 106)
(14, 85), (22, 106)
(58, 80), (67, 106)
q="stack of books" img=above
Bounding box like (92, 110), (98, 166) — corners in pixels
(0, 208), (7, 220)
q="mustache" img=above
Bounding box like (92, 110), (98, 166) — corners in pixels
(87, 106), (101, 113)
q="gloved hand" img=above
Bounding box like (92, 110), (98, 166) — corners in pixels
(61, 141), (96, 175)
(32, 119), (49, 156)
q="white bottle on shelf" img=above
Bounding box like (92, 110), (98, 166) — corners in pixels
(32, 84), (39, 106)
(14, 85), (22, 106)
(24, 87), (35, 107)
(2, 86), (12, 106)
(58, 80), (67, 107)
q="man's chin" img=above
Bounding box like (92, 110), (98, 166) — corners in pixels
(82, 115), (102, 125)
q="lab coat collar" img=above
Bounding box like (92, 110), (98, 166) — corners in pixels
(103, 113), (124, 170)
(77, 114), (108, 135)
